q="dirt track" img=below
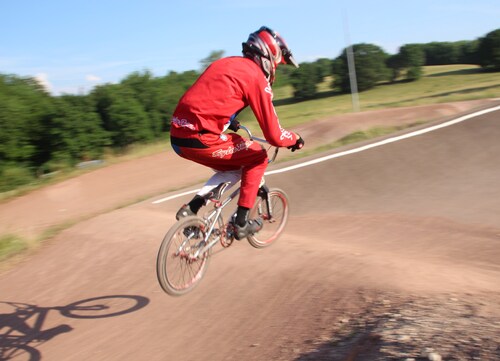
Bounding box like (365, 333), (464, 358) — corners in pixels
(1, 99), (499, 360)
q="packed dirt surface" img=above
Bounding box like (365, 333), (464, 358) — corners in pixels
(1, 99), (499, 361)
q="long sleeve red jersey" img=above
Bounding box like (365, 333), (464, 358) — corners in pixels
(171, 56), (297, 148)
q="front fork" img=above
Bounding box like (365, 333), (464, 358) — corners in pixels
(257, 185), (273, 220)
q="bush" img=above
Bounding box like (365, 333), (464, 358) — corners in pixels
(477, 28), (500, 70)
(406, 66), (423, 81)
(332, 43), (391, 93)
(0, 165), (35, 192)
(289, 63), (319, 100)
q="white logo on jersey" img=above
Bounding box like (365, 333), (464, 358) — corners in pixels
(279, 125), (293, 141)
(264, 84), (274, 99)
(172, 116), (195, 130)
(212, 140), (254, 158)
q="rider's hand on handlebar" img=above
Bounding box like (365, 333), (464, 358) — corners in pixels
(287, 133), (304, 152)
(228, 119), (240, 132)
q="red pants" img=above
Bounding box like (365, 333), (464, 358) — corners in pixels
(171, 132), (268, 209)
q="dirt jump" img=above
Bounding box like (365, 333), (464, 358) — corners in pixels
(0, 98), (499, 360)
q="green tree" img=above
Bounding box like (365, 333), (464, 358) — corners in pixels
(332, 43), (391, 92)
(457, 40), (480, 64)
(121, 70), (164, 138)
(386, 54), (405, 82)
(0, 95), (36, 163)
(200, 50), (225, 72)
(0, 74), (54, 190)
(91, 84), (154, 148)
(423, 42), (461, 65)
(276, 58), (332, 90)
(91, 83), (118, 134)
(399, 44), (425, 81)
(477, 28), (500, 70)
(49, 95), (110, 165)
(0, 74), (53, 167)
(314, 58), (334, 80)
(273, 66), (294, 87)
(406, 67), (423, 81)
(399, 44), (425, 67)
(107, 89), (152, 148)
(158, 70), (198, 131)
(289, 62), (320, 100)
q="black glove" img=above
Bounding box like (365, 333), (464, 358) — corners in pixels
(288, 135), (304, 152)
(228, 119), (240, 132)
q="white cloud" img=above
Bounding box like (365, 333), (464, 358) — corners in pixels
(35, 73), (52, 92)
(86, 74), (102, 82)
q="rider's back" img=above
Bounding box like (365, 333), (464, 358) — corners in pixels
(172, 56), (266, 137)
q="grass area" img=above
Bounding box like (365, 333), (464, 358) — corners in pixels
(0, 234), (28, 261)
(0, 221), (81, 264)
(264, 64), (500, 128)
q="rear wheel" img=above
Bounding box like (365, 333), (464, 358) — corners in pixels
(156, 216), (210, 296)
(248, 189), (289, 248)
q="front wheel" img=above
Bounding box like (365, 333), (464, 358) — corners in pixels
(156, 216), (210, 296)
(248, 189), (289, 248)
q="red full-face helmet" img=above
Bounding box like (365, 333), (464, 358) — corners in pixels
(242, 26), (299, 84)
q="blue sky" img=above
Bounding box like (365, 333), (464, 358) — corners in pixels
(1, 0), (499, 95)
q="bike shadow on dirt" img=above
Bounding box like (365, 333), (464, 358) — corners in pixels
(0, 294), (150, 360)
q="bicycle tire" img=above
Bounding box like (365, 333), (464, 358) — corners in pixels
(248, 188), (289, 248)
(156, 216), (210, 296)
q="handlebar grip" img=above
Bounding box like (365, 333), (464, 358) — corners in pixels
(228, 119), (240, 132)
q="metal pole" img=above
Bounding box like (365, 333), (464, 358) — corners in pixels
(342, 9), (360, 112)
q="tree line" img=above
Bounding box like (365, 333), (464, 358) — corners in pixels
(0, 70), (198, 191)
(291, 28), (500, 99)
(0, 28), (499, 192)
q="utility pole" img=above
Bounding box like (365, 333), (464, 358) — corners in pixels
(342, 9), (360, 112)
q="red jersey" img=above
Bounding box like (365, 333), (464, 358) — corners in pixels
(171, 56), (297, 148)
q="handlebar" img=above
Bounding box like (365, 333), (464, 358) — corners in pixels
(238, 124), (279, 163)
(238, 125), (266, 143)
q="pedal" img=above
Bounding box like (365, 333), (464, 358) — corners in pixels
(222, 223), (236, 247)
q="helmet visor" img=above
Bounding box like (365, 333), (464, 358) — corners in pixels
(260, 26), (299, 68)
(277, 38), (299, 68)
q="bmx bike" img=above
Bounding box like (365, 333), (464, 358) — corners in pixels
(156, 125), (289, 296)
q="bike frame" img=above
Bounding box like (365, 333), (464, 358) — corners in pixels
(182, 125), (278, 259)
(192, 186), (240, 258)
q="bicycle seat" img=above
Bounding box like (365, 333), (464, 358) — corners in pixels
(204, 182), (230, 202)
